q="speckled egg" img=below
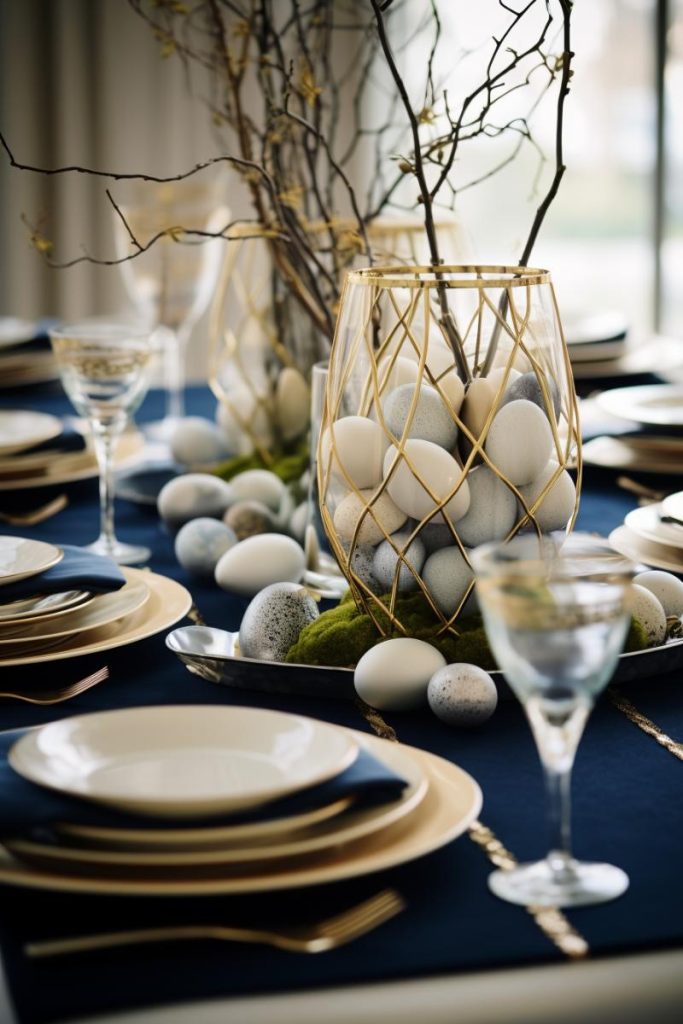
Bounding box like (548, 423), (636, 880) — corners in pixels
(422, 546), (474, 618)
(417, 519), (455, 553)
(223, 500), (275, 540)
(216, 388), (273, 456)
(354, 638), (447, 711)
(320, 416), (388, 490)
(455, 466), (518, 547)
(170, 417), (232, 467)
(333, 489), (407, 546)
(383, 384), (458, 450)
(174, 517), (237, 577)
(215, 534), (306, 596)
(158, 473), (234, 530)
(518, 461), (576, 532)
(633, 570), (683, 619)
(383, 440), (470, 524)
(502, 371), (561, 420)
(372, 530), (426, 593)
(348, 543), (381, 593)
(239, 582), (319, 662)
(230, 470), (285, 512)
(427, 664), (498, 727)
(275, 367), (310, 442)
(485, 400), (554, 486)
(627, 584), (667, 645)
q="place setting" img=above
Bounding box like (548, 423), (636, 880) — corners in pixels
(0, 317), (59, 391)
(582, 381), (683, 475)
(608, 487), (683, 575)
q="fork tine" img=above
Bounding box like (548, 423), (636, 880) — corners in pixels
(0, 665), (109, 704)
(318, 890), (406, 938)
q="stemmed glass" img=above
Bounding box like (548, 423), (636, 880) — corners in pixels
(112, 177), (230, 438)
(49, 322), (156, 565)
(472, 533), (636, 908)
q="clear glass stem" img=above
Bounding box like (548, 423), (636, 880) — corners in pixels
(160, 324), (190, 423)
(544, 764), (574, 879)
(91, 428), (120, 554)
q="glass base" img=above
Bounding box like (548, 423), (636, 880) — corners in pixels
(83, 538), (151, 566)
(488, 858), (629, 908)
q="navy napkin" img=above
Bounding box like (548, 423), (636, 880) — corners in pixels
(0, 545), (126, 603)
(0, 729), (408, 837)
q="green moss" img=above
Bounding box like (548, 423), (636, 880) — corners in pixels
(624, 616), (650, 652)
(213, 439), (309, 485)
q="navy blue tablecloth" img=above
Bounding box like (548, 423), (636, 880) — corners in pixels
(0, 386), (681, 1024)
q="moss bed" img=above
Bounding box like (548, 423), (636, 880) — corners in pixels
(213, 439), (309, 485)
(285, 591), (651, 670)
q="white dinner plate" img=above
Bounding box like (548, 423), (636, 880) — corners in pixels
(0, 317), (39, 349)
(0, 590), (93, 625)
(6, 733), (426, 869)
(624, 504), (683, 552)
(0, 734), (483, 896)
(661, 491), (683, 525)
(609, 525), (683, 574)
(0, 537), (63, 586)
(596, 384), (683, 430)
(0, 410), (62, 456)
(0, 573), (149, 647)
(9, 706), (360, 818)
(581, 436), (683, 476)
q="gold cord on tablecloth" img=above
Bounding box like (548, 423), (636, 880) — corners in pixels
(609, 689), (683, 762)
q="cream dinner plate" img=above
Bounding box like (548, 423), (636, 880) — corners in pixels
(581, 437), (683, 476)
(0, 317), (39, 349)
(0, 410), (62, 456)
(6, 733), (426, 869)
(609, 525), (683, 574)
(0, 573), (149, 646)
(0, 431), (143, 491)
(662, 491), (683, 524)
(596, 384), (683, 430)
(9, 706), (360, 818)
(0, 537), (63, 586)
(0, 590), (93, 625)
(0, 734), (483, 895)
(0, 568), (191, 666)
(624, 505), (683, 552)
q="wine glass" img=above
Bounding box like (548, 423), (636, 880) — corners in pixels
(49, 322), (156, 565)
(113, 177), (230, 438)
(472, 533), (636, 908)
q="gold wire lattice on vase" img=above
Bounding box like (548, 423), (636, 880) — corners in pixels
(318, 265), (582, 639)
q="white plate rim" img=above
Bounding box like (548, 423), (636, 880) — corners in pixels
(0, 431), (143, 491)
(596, 384), (683, 428)
(0, 538), (63, 586)
(609, 525), (683, 574)
(0, 410), (62, 456)
(624, 505), (683, 552)
(0, 590), (94, 625)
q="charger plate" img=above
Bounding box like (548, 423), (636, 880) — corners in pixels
(0, 537), (63, 586)
(0, 590), (93, 626)
(0, 431), (143, 491)
(0, 733), (482, 895)
(624, 505), (683, 551)
(6, 734), (426, 867)
(0, 568), (191, 666)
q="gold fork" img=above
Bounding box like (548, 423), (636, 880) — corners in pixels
(0, 494), (68, 526)
(25, 888), (406, 958)
(0, 666), (109, 705)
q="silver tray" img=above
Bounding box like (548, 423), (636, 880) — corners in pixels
(167, 625), (683, 702)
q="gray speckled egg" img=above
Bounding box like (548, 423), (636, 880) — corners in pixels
(223, 500), (275, 540)
(174, 517), (237, 577)
(348, 543), (381, 593)
(422, 546), (473, 618)
(627, 584), (667, 645)
(239, 582), (319, 662)
(372, 530), (426, 593)
(170, 417), (232, 467)
(419, 519), (456, 553)
(485, 400), (553, 486)
(455, 466), (517, 548)
(230, 470), (285, 512)
(427, 664), (498, 727)
(518, 461), (576, 533)
(383, 384), (458, 450)
(158, 473), (234, 530)
(634, 570), (683, 619)
(333, 489), (407, 546)
(502, 371), (560, 419)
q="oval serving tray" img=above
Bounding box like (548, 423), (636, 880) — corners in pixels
(166, 625), (683, 702)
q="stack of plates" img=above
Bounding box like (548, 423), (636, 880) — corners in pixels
(565, 311), (628, 378)
(0, 538), (192, 668)
(609, 491), (683, 573)
(567, 321), (683, 382)
(0, 409), (143, 491)
(0, 317), (58, 389)
(0, 705), (482, 895)
(583, 383), (683, 475)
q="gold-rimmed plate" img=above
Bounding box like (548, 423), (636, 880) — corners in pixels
(0, 590), (93, 625)
(0, 431), (143, 491)
(0, 537), (63, 587)
(0, 568), (191, 666)
(0, 734), (482, 895)
(0, 411), (62, 456)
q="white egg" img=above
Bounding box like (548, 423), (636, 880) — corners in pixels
(275, 367), (310, 442)
(170, 417), (232, 466)
(376, 354), (419, 396)
(485, 400), (554, 486)
(518, 461), (576, 533)
(427, 664), (498, 727)
(215, 534), (306, 596)
(383, 384), (458, 450)
(354, 638), (447, 711)
(633, 570), (683, 619)
(627, 584), (667, 645)
(383, 440), (470, 524)
(372, 530), (426, 593)
(230, 469), (285, 512)
(239, 582), (319, 662)
(289, 501), (309, 541)
(319, 416), (388, 490)
(486, 366), (522, 394)
(174, 517), (237, 577)
(454, 466), (518, 548)
(158, 473), (234, 529)
(461, 377), (496, 444)
(422, 546), (474, 618)
(216, 389), (273, 456)
(333, 489), (407, 546)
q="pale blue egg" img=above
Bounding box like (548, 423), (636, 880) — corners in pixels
(372, 530), (426, 593)
(174, 518), (237, 577)
(384, 383), (458, 449)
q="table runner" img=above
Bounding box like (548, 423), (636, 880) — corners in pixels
(0, 386), (680, 1024)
